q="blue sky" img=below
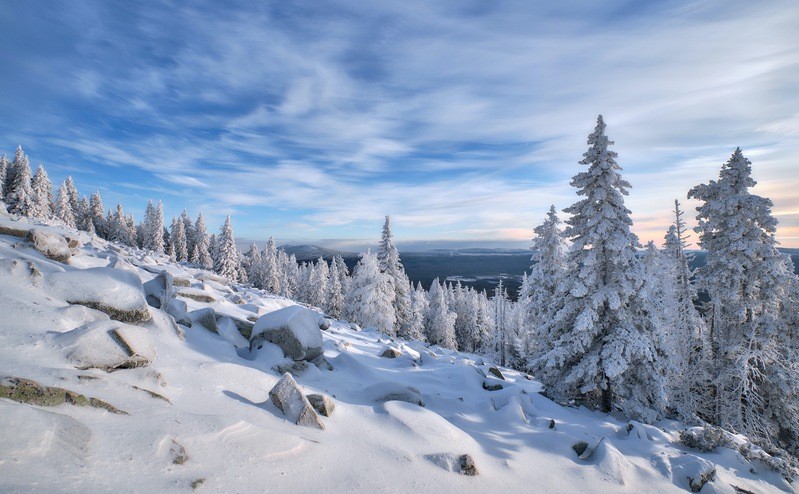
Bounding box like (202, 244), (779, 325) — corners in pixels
(2, 0), (798, 249)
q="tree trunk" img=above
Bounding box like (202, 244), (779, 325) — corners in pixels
(602, 378), (613, 413)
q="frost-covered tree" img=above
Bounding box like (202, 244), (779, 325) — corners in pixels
(345, 251), (395, 334)
(208, 233), (218, 266)
(63, 176), (80, 219)
(245, 243), (265, 288)
(524, 206), (568, 362)
(54, 180), (76, 227)
(307, 257), (329, 309)
(142, 201), (165, 253)
(29, 164), (53, 219)
(403, 282), (429, 341)
(277, 251), (298, 299)
(181, 210), (195, 255)
(333, 255), (350, 296)
(107, 204), (130, 245)
(689, 148), (799, 453)
(0, 154), (9, 202)
(193, 213), (213, 269)
(215, 215), (241, 281)
(532, 115), (668, 421)
(7, 148), (34, 216)
(3, 147), (24, 204)
(88, 192), (106, 238)
(326, 260), (346, 319)
(376, 216), (412, 334)
(263, 237), (280, 293)
(170, 216), (188, 262)
(425, 278), (457, 349)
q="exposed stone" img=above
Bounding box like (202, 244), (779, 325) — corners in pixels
(488, 367), (505, 380)
(177, 290), (217, 303)
(143, 270), (173, 309)
(166, 298), (192, 327)
(172, 277), (191, 287)
(272, 361), (310, 376)
(0, 376), (127, 414)
(0, 223), (29, 238)
(458, 454), (479, 476)
(311, 355), (334, 371)
(170, 440), (189, 465)
(251, 306), (323, 361)
(380, 348), (402, 358)
(60, 320), (156, 372)
(549, 419), (556, 429)
(191, 478), (205, 490)
(671, 455), (717, 493)
(318, 317), (332, 330)
(268, 373), (324, 430)
(365, 382), (424, 407)
(227, 293), (245, 304)
(190, 307), (218, 333)
(572, 441), (589, 457)
(307, 393), (335, 417)
(48, 268), (152, 323)
(425, 453), (479, 476)
(26, 229), (72, 263)
(474, 367), (487, 378)
(230, 317), (254, 339)
(482, 382), (503, 392)
(132, 385), (171, 403)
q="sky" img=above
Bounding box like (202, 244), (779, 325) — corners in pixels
(1, 0), (798, 250)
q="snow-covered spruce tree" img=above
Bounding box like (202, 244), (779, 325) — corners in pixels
(170, 216), (188, 262)
(215, 215), (241, 282)
(141, 200), (165, 253)
(532, 115), (668, 421)
(376, 216), (412, 333)
(345, 251), (395, 334)
(0, 154), (8, 202)
(244, 243), (265, 288)
(208, 233), (219, 266)
(7, 148), (34, 216)
(29, 164), (53, 219)
(524, 206), (568, 362)
(89, 192), (106, 238)
(425, 278), (457, 349)
(63, 176), (80, 218)
(181, 210), (195, 255)
(263, 237), (280, 293)
(309, 257), (330, 310)
(333, 255), (350, 296)
(193, 213), (213, 269)
(662, 200), (710, 421)
(54, 180), (76, 227)
(492, 282), (513, 366)
(404, 282), (429, 342)
(3, 146), (24, 203)
(688, 148), (799, 453)
(327, 260), (345, 319)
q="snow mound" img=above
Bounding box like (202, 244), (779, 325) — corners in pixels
(251, 305), (323, 361)
(57, 319), (156, 371)
(47, 267), (151, 322)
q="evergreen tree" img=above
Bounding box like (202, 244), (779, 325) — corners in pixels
(107, 204), (130, 244)
(215, 215), (241, 282)
(333, 255), (350, 296)
(181, 210), (195, 255)
(327, 260), (345, 319)
(244, 243), (265, 288)
(54, 180), (76, 227)
(263, 237), (280, 293)
(142, 200), (165, 253)
(170, 216), (188, 262)
(193, 213), (213, 269)
(689, 148), (799, 452)
(8, 147), (34, 216)
(89, 192), (106, 238)
(345, 251), (395, 334)
(308, 257), (330, 309)
(76, 197), (92, 232)
(532, 115), (668, 421)
(3, 146), (24, 202)
(29, 164), (53, 219)
(404, 282), (429, 342)
(377, 216), (413, 334)
(208, 234), (219, 266)
(64, 176), (80, 218)
(425, 278), (457, 349)
(0, 154), (8, 202)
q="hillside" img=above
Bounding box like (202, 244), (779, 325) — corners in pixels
(0, 210), (795, 493)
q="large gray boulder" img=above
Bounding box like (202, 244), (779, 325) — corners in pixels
(268, 373), (324, 430)
(307, 393), (335, 417)
(26, 229), (73, 263)
(58, 320), (156, 371)
(143, 271), (173, 309)
(250, 306), (323, 361)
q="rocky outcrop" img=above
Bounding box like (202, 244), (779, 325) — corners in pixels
(0, 376), (127, 414)
(488, 367), (505, 380)
(268, 373), (324, 430)
(190, 308), (218, 333)
(251, 306), (323, 361)
(48, 267), (152, 323)
(59, 320), (156, 372)
(166, 298), (192, 327)
(307, 393), (335, 417)
(143, 271), (173, 309)
(26, 229), (73, 263)
(380, 348), (402, 358)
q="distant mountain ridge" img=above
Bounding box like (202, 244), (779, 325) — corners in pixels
(278, 244), (358, 261)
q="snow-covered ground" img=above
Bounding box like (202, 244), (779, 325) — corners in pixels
(0, 212), (794, 493)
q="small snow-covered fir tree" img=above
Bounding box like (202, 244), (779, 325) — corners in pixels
(3, 146), (24, 204)
(376, 216), (412, 333)
(193, 213), (213, 269)
(215, 215), (241, 282)
(107, 204), (131, 245)
(7, 148), (34, 216)
(170, 216), (188, 262)
(244, 243), (265, 288)
(345, 251), (395, 334)
(532, 115), (668, 421)
(0, 154), (9, 202)
(63, 177), (80, 218)
(89, 192), (106, 238)
(327, 260), (345, 319)
(689, 148), (799, 453)
(54, 180), (76, 227)
(403, 282), (429, 342)
(333, 255), (350, 296)
(263, 237), (280, 293)
(29, 164), (53, 219)
(142, 200), (165, 253)
(425, 278), (457, 349)
(308, 257), (329, 309)
(181, 210), (195, 255)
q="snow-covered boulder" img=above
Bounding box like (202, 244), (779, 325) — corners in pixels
(425, 453), (479, 476)
(166, 298), (192, 327)
(268, 373), (324, 430)
(143, 271), (173, 309)
(364, 382), (424, 407)
(670, 455), (716, 492)
(217, 316), (249, 348)
(26, 229), (73, 263)
(190, 308), (218, 333)
(307, 394), (335, 417)
(47, 267), (151, 323)
(380, 348), (402, 358)
(57, 320), (156, 371)
(251, 306), (323, 361)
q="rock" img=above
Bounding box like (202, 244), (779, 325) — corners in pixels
(318, 316), (332, 330)
(307, 393), (335, 417)
(166, 298), (192, 326)
(170, 440), (189, 465)
(251, 306), (323, 361)
(230, 317), (254, 339)
(482, 382), (503, 392)
(172, 277), (191, 287)
(349, 323), (361, 331)
(143, 270), (173, 309)
(190, 308), (218, 333)
(549, 419), (556, 429)
(272, 361), (310, 376)
(380, 348), (402, 358)
(572, 441), (589, 457)
(47, 267), (152, 323)
(474, 367), (487, 378)
(364, 382), (424, 407)
(671, 455), (716, 492)
(572, 438), (603, 460)
(176, 288), (217, 303)
(0, 376), (127, 414)
(26, 229), (72, 263)
(311, 355), (334, 371)
(425, 453), (479, 476)
(268, 373), (324, 430)
(227, 293), (245, 304)
(58, 319), (156, 371)
(488, 367), (505, 380)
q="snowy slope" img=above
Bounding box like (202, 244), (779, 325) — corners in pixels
(0, 213), (795, 493)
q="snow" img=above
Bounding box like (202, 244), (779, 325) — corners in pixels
(0, 214), (795, 493)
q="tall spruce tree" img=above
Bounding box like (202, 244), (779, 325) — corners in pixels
(689, 148), (799, 453)
(54, 180), (76, 227)
(29, 164), (53, 219)
(193, 213), (213, 269)
(425, 278), (457, 349)
(345, 251), (395, 334)
(532, 115), (668, 421)
(0, 154), (9, 202)
(142, 201), (165, 253)
(8, 148), (34, 216)
(215, 215), (241, 281)
(376, 216), (412, 334)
